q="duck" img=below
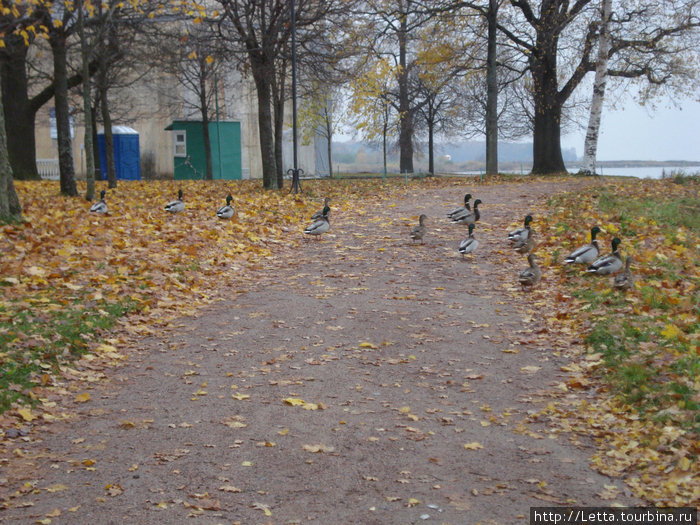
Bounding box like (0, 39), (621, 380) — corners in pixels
(452, 199), (481, 225)
(518, 254), (542, 291)
(89, 190), (108, 214)
(447, 193), (472, 219)
(304, 205), (330, 238)
(587, 237), (623, 275)
(458, 223), (478, 257)
(410, 214), (427, 244)
(508, 215), (533, 244)
(165, 189), (185, 213)
(216, 194), (235, 219)
(311, 197), (331, 220)
(513, 224), (535, 254)
(613, 256), (634, 290)
(564, 226), (601, 265)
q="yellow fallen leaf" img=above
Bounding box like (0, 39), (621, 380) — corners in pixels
(283, 397), (305, 406)
(17, 408), (36, 422)
(359, 342), (378, 349)
(660, 323), (682, 340)
(302, 444), (335, 453)
(75, 392), (91, 403)
(407, 498), (420, 507)
(45, 484), (68, 493)
(678, 457), (691, 471)
(231, 393), (249, 400)
(463, 442), (484, 450)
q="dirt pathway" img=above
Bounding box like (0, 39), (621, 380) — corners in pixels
(1, 179), (640, 524)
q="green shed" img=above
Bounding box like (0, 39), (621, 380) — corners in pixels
(165, 120), (242, 180)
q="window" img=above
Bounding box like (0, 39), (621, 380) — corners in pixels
(174, 130), (186, 157)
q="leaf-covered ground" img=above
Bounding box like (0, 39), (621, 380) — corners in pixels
(0, 176), (697, 521)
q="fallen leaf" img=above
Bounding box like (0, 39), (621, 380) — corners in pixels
(75, 392), (91, 403)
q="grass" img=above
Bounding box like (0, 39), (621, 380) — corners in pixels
(0, 294), (138, 413)
(551, 179), (699, 436)
(597, 187), (700, 232)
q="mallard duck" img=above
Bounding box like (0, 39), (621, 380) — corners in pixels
(587, 237), (623, 275)
(311, 197), (331, 220)
(452, 199), (481, 225)
(513, 225), (535, 254)
(613, 256), (634, 290)
(518, 254), (542, 291)
(564, 226), (601, 264)
(447, 193), (472, 219)
(89, 190), (108, 214)
(304, 206), (330, 238)
(410, 214), (427, 244)
(508, 215), (533, 244)
(458, 223), (478, 257)
(216, 194), (235, 219)
(165, 189), (185, 213)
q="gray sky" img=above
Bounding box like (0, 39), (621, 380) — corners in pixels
(562, 99), (700, 162)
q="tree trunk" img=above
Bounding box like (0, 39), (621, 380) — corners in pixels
(581, 0), (612, 176)
(199, 66), (213, 181)
(326, 120), (333, 179)
(0, 39), (39, 180)
(78, 0), (95, 201)
(0, 89), (22, 220)
(273, 83), (285, 189)
(50, 33), (78, 196)
(427, 119), (434, 175)
(397, 12), (414, 174)
(382, 105), (388, 178)
(99, 86), (117, 188)
(90, 103), (101, 180)
(530, 31), (566, 174)
(251, 58), (278, 190)
(485, 0), (498, 175)
(97, 59), (117, 189)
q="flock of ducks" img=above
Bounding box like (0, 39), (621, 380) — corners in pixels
(90, 188), (634, 292)
(90, 189), (235, 219)
(411, 192), (633, 292)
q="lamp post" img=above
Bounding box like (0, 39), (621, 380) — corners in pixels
(289, 0), (303, 193)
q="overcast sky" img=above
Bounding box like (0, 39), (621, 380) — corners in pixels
(561, 98), (700, 162)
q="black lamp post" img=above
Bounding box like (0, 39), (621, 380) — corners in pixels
(288, 0), (303, 193)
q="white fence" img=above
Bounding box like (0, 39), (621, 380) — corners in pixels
(37, 159), (60, 180)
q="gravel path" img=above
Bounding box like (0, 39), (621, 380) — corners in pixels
(1, 179), (640, 524)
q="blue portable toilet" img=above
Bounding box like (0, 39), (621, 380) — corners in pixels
(97, 126), (141, 180)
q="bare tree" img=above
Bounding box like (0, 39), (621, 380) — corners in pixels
(215, 0), (335, 189)
(485, 0), (499, 174)
(480, 0), (699, 174)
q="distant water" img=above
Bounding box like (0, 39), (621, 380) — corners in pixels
(457, 165), (700, 179)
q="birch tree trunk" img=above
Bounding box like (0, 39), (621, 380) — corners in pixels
(581, 0), (612, 176)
